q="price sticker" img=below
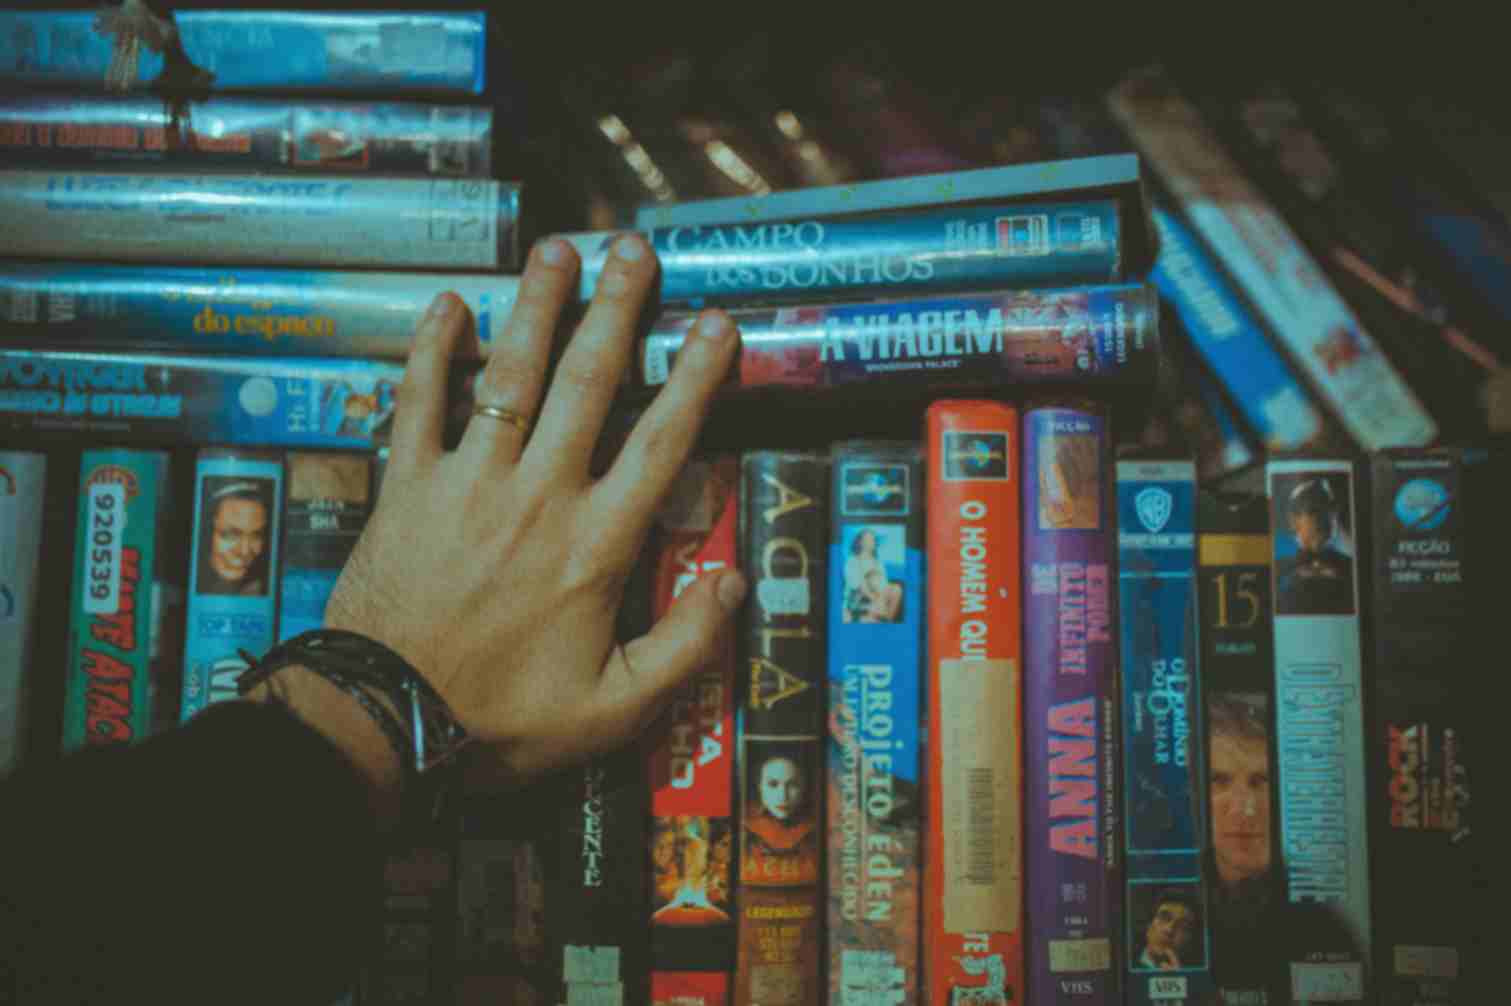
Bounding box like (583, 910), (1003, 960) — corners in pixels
(82, 483), (126, 615)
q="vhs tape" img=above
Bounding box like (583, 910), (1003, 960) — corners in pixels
(735, 451), (828, 1006)
(647, 458), (739, 1006)
(0, 10), (487, 94)
(1116, 457), (1214, 1005)
(0, 171), (520, 271)
(0, 94), (493, 176)
(638, 284), (1159, 397)
(1022, 404), (1120, 1006)
(276, 452), (372, 643)
(825, 441), (924, 1006)
(179, 449), (283, 720)
(1267, 458), (1372, 1003)
(0, 265), (519, 359)
(923, 400), (1026, 1006)
(564, 198), (1123, 308)
(62, 448), (173, 750)
(0, 350), (404, 447)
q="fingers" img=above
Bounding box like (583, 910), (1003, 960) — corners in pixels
(390, 293), (477, 470)
(589, 568), (747, 745)
(523, 234), (658, 484)
(458, 238), (579, 467)
(593, 309), (737, 523)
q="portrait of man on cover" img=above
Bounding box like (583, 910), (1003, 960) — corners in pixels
(196, 476), (274, 597)
(1132, 885), (1204, 971)
(1272, 473), (1355, 616)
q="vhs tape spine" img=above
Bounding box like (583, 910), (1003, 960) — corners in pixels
(179, 449), (283, 721)
(1148, 205), (1329, 452)
(1368, 449), (1482, 1006)
(639, 284), (1159, 396)
(565, 198), (1123, 307)
(1267, 458), (1372, 1002)
(62, 448), (170, 749)
(0, 451), (46, 772)
(1196, 491), (1280, 1006)
(634, 154), (1140, 229)
(0, 171), (520, 271)
(1022, 403), (1119, 1006)
(0, 95), (493, 176)
(1107, 70), (1437, 452)
(0, 10), (487, 94)
(276, 452), (373, 643)
(647, 458), (739, 1006)
(735, 451), (828, 1006)
(0, 350), (404, 447)
(0, 267), (519, 358)
(1116, 458), (1213, 1005)
(923, 400), (1025, 1006)
(549, 753), (649, 1006)
(825, 441), (924, 1005)
(549, 543), (655, 1006)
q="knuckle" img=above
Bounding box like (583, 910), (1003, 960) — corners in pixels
(474, 353), (532, 404)
(554, 357), (616, 397)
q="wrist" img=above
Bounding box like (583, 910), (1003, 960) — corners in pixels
(245, 665), (403, 832)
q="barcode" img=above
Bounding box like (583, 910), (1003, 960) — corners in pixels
(965, 767), (996, 886)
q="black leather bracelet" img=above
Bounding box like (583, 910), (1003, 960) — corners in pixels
(236, 629), (472, 832)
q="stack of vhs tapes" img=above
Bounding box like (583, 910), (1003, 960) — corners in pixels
(1, 23), (1500, 1006)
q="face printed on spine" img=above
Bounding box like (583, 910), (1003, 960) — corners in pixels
(210, 495), (268, 585)
(758, 756), (805, 822)
(1209, 732), (1271, 888)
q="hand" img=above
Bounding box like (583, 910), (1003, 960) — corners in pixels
(297, 234), (747, 804)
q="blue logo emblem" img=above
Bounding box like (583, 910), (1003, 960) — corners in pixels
(1394, 478), (1451, 531)
(1135, 487), (1173, 534)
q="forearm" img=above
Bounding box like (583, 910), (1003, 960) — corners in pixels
(0, 701), (382, 1004)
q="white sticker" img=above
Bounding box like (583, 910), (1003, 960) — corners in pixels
(562, 945), (619, 984)
(757, 575), (810, 616)
(1290, 962), (1364, 1002)
(82, 483), (126, 615)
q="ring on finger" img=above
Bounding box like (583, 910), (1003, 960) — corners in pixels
(470, 402), (532, 435)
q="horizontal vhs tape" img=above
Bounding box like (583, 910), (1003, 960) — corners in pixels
(564, 198), (1123, 308)
(0, 94), (492, 176)
(0, 9), (487, 94)
(0, 263), (520, 357)
(0, 349), (405, 448)
(639, 284), (1158, 395)
(0, 170), (520, 271)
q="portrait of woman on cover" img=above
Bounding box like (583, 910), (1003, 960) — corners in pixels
(741, 743), (819, 887)
(842, 526), (903, 623)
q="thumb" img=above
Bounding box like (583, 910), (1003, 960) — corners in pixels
(591, 568), (747, 745)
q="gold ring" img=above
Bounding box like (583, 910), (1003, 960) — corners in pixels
(470, 403), (531, 434)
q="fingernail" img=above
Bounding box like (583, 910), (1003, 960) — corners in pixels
(612, 234), (647, 261)
(696, 311), (732, 343)
(424, 292), (457, 323)
(717, 570), (747, 612)
(538, 238), (569, 266)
